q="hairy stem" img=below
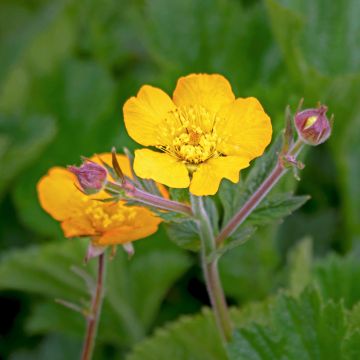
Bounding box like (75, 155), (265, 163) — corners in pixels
(191, 195), (232, 343)
(216, 139), (303, 246)
(81, 253), (106, 360)
(107, 182), (192, 216)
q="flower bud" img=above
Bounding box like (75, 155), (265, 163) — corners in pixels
(68, 161), (107, 194)
(294, 105), (331, 146)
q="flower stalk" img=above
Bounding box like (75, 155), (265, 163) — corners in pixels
(191, 195), (232, 343)
(81, 252), (106, 360)
(107, 181), (193, 216)
(216, 139), (304, 246)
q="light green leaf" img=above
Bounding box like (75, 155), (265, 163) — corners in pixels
(228, 288), (356, 360)
(127, 303), (271, 360)
(0, 239), (191, 347)
(287, 237), (313, 296)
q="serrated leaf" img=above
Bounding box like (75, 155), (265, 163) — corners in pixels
(127, 303), (271, 360)
(219, 135), (283, 225)
(0, 238), (191, 347)
(312, 253), (360, 309)
(342, 330), (360, 360)
(166, 219), (200, 251)
(247, 193), (310, 226)
(209, 226), (256, 263)
(228, 288), (357, 360)
(165, 197), (218, 251)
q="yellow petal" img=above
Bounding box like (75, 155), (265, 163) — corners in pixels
(189, 156), (249, 196)
(61, 217), (97, 238)
(93, 152), (169, 198)
(94, 208), (162, 245)
(134, 149), (190, 188)
(172, 74), (235, 114)
(123, 85), (176, 146)
(216, 97), (272, 159)
(37, 167), (85, 221)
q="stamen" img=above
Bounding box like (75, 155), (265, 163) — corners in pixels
(158, 105), (223, 164)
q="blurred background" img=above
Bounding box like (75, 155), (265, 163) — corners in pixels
(0, 0), (359, 358)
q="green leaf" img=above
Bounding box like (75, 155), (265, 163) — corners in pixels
(342, 330), (360, 360)
(312, 253), (360, 309)
(265, 0), (360, 246)
(136, 0), (282, 93)
(209, 226), (256, 263)
(219, 227), (280, 303)
(219, 135), (283, 225)
(0, 239), (191, 347)
(228, 288), (357, 360)
(287, 237), (313, 296)
(12, 59), (116, 236)
(128, 287), (360, 360)
(265, 0), (360, 79)
(0, 1), (75, 87)
(127, 309), (227, 360)
(166, 220), (200, 251)
(0, 113), (56, 199)
(9, 334), (81, 360)
(247, 193), (310, 226)
(127, 303), (271, 360)
(169, 188), (190, 203)
(165, 197), (219, 251)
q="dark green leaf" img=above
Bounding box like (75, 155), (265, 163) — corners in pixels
(165, 196), (218, 251)
(0, 113), (56, 199)
(0, 239), (191, 347)
(219, 135), (283, 225)
(209, 226), (256, 263)
(247, 193), (310, 226)
(166, 220), (200, 251)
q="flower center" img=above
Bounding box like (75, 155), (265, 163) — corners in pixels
(79, 198), (137, 231)
(159, 105), (221, 164)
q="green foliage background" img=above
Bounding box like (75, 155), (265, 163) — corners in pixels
(0, 0), (359, 358)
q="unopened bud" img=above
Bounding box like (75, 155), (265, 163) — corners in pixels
(68, 161), (107, 194)
(295, 105), (331, 146)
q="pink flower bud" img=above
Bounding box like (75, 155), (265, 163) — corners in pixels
(68, 161), (107, 194)
(294, 105), (331, 146)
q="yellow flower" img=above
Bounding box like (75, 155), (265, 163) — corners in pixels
(37, 153), (162, 246)
(123, 73), (272, 196)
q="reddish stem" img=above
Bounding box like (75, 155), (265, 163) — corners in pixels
(216, 139), (303, 246)
(81, 253), (106, 360)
